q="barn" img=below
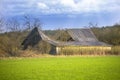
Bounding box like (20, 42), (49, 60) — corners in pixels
(22, 27), (111, 55)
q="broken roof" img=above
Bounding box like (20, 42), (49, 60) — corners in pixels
(22, 27), (111, 47)
(37, 28), (110, 46)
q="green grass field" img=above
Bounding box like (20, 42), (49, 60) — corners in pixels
(0, 56), (120, 80)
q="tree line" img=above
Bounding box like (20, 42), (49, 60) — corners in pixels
(0, 16), (120, 56)
(91, 24), (120, 45)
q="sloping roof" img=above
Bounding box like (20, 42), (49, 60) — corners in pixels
(67, 29), (98, 42)
(37, 28), (110, 46)
(22, 27), (110, 47)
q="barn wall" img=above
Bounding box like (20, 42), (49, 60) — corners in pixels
(56, 46), (111, 55)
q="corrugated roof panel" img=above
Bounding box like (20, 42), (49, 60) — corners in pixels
(67, 29), (98, 42)
(37, 28), (110, 46)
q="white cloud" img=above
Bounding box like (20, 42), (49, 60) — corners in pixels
(1, 0), (120, 16)
(37, 2), (49, 9)
(60, 0), (76, 8)
(36, 0), (120, 14)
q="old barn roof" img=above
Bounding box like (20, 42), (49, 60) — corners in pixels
(67, 29), (98, 42)
(22, 27), (110, 47)
(38, 28), (110, 46)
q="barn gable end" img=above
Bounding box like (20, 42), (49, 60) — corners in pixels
(22, 27), (42, 49)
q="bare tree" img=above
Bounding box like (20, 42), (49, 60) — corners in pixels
(33, 18), (41, 29)
(6, 18), (21, 32)
(23, 15), (42, 31)
(24, 15), (32, 31)
(88, 22), (98, 28)
(0, 17), (4, 33)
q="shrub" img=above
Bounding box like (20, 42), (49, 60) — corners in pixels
(0, 35), (21, 56)
(27, 40), (51, 54)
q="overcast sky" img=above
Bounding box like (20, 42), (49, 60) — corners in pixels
(0, 0), (120, 30)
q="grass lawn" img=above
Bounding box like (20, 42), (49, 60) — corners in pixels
(0, 56), (120, 80)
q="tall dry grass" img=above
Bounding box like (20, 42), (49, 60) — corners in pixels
(111, 46), (120, 55)
(57, 46), (111, 55)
